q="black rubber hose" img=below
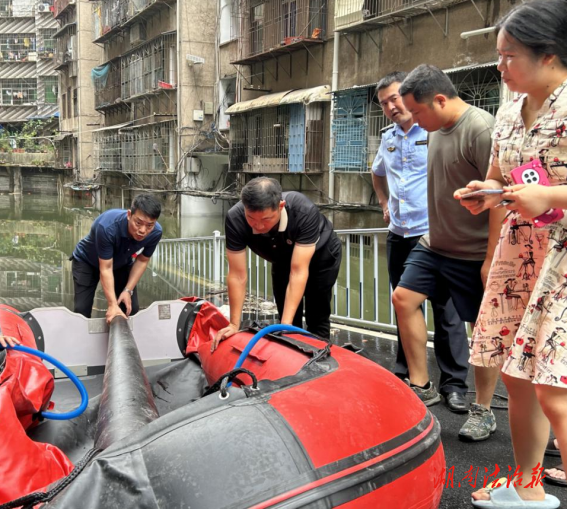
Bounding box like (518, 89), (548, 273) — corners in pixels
(94, 316), (159, 450)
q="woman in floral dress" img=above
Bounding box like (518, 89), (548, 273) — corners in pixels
(455, 0), (567, 506)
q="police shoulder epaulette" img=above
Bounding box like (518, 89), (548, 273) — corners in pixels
(380, 124), (395, 134)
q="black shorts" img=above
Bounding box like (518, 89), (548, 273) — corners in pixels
(397, 244), (484, 323)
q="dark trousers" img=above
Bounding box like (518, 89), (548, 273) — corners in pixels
(272, 235), (342, 339)
(387, 232), (469, 395)
(71, 258), (139, 319)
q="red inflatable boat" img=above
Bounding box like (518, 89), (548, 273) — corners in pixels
(0, 298), (445, 509)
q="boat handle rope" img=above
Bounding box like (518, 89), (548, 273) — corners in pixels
(203, 367), (259, 399)
(1, 344), (89, 420)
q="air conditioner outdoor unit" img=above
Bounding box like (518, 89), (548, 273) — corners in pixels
(37, 3), (50, 12)
(130, 23), (146, 45)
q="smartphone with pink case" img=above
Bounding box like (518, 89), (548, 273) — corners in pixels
(510, 160), (564, 228)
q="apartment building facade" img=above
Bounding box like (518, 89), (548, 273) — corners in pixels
(0, 0), (58, 124)
(86, 0), (232, 215)
(225, 0), (517, 210)
(53, 0), (101, 181)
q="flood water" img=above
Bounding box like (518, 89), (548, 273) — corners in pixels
(0, 193), (391, 321)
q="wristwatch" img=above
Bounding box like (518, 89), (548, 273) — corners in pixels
(124, 287), (134, 296)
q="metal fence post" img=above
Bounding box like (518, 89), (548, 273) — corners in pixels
(213, 230), (221, 287)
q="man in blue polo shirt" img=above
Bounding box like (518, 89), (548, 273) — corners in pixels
(71, 193), (162, 323)
(371, 72), (469, 412)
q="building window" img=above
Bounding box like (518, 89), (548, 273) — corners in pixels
(0, 0), (34, 17)
(220, 0), (240, 43)
(38, 29), (56, 57)
(229, 103), (325, 173)
(61, 92), (66, 118)
(73, 88), (78, 117)
(450, 66), (501, 117)
(331, 87), (371, 173)
(250, 2), (264, 55)
(121, 33), (177, 101)
(43, 76), (58, 104)
(218, 77), (236, 131)
(282, 0), (297, 39)
(67, 87), (71, 118)
(0, 79), (37, 105)
(0, 33), (36, 62)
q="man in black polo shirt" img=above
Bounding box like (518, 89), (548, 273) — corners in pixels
(71, 193), (162, 323)
(212, 177), (342, 347)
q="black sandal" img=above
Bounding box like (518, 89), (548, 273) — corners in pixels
(544, 463), (566, 487)
(545, 437), (561, 457)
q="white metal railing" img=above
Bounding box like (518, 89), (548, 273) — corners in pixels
(151, 228), (434, 333)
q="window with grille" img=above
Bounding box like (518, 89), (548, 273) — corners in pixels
(121, 33), (176, 101)
(38, 29), (56, 56)
(282, 0), (297, 39)
(220, 0), (240, 43)
(451, 66), (501, 118)
(0, 34), (36, 62)
(73, 88), (78, 117)
(250, 3), (264, 55)
(43, 76), (58, 104)
(331, 88), (370, 173)
(0, 0), (34, 16)
(1, 79), (37, 105)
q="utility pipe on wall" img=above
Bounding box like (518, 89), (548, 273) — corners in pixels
(328, 32), (339, 203)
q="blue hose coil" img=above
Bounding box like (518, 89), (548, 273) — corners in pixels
(230, 324), (313, 388)
(3, 344), (89, 420)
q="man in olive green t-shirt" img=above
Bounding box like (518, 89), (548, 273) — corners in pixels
(392, 64), (505, 442)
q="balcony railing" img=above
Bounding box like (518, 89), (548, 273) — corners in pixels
(54, 0), (75, 18)
(0, 150), (55, 167)
(94, 61), (121, 110)
(232, 0), (327, 65)
(0, 2), (35, 17)
(92, 0), (175, 43)
(54, 30), (75, 69)
(335, 0), (466, 31)
(120, 32), (176, 102)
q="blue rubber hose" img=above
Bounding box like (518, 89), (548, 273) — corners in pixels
(233, 323), (313, 373)
(2, 344), (88, 420)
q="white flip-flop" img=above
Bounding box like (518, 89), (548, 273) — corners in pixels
(471, 478), (560, 508)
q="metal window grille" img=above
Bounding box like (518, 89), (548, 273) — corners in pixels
(55, 137), (73, 168)
(0, 0), (34, 17)
(238, 0), (327, 60)
(331, 88), (370, 173)
(94, 120), (177, 174)
(0, 78), (37, 105)
(0, 33), (36, 61)
(99, 0), (127, 34)
(72, 88), (78, 117)
(94, 61), (121, 110)
(121, 33), (176, 101)
(335, 0), (462, 29)
(94, 130), (121, 170)
(42, 76), (58, 104)
(452, 66), (501, 117)
(54, 26), (76, 67)
(38, 29), (56, 57)
(230, 0), (241, 40)
(229, 103), (324, 173)
(367, 97), (388, 168)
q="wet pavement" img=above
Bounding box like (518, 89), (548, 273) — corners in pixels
(332, 324), (566, 508)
